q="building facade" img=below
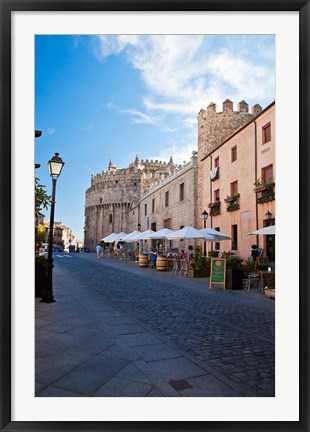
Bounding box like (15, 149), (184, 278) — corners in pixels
(84, 99), (275, 260)
(200, 101), (275, 259)
(127, 151), (199, 251)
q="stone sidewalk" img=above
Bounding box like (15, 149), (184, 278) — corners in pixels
(35, 255), (273, 397)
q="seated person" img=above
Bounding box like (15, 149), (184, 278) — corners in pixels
(179, 250), (185, 259)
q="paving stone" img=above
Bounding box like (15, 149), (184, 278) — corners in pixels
(148, 357), (207, 381)
(120, 333), (163, 347)
(93, 377), (153, 397)
(70, 334), (115, 355)
(35, 358), (76, 385)
(36, 256), (275, 397)
(179, 374), (239, 397)
(134, 343), (180, 361)
(36, 385), (82, 397)
(114, 363), (151, 384)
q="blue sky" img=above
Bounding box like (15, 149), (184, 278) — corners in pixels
(35, 34), (275, 242)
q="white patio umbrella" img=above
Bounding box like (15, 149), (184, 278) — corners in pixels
(148, 228), (174, 254)
(250, 225), (275, 235)
(199, 227), (231, 241)
(123, 230), (141, 242)
(134, 229), (156, 240)
(166, 226), (215, 240)
(101, 232), (117, 242)
(148, 228), (174, 239)
(113, 232), (128, 242)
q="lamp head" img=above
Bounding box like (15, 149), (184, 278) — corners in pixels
(48, 153), (64, 178)
(265, 210), (272, 221)
(201, 210), (209, 221)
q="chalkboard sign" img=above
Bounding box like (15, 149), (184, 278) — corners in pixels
(210, 258), (226, 289)
(256, 256), (269, 270)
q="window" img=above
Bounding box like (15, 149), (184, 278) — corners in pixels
(165, 191), (169, 207)
(214, 189), (220, 202)
(99, 198), (102, 204)
(151, 222), (156, 232)
(231, 146), (237, 162)
(214, 156), (219, 167)
(262, 164), (273, 184)
(263, 123), (271, 143)
(152, 198), (155, 213)
(164, 218), (171, 229)
(180, 183), (184, 201)
(230, 181), (238, 196)
(231, 225), (238, 250)
(144, 204), (147, 216)
(109, 214), (113, 224)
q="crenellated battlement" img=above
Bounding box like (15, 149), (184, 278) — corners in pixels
(199, 99), (262, 120)
(198, 99), (262, 159)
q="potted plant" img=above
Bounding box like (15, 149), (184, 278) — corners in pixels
(35, 255), (48, 298)
(226, 255), (246, 290)
(264, 274), (275, 299)
(208, 250), (219, 258)
(188, 246), (211, 277)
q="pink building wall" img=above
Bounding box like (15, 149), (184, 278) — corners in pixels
(200, 103), (275, 259)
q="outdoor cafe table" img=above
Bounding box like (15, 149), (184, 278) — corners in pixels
(259, 271), (275, 292)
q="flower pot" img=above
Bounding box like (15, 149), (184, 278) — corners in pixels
(35, 265), (48, 298)
(264, 288), (275, 299)
(226, 269), (245, 290)
(187, 268), (210, 278)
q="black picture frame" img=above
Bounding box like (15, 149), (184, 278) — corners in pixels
(1, 1), (309, 431)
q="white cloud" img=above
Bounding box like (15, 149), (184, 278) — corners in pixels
(46, 127), (55, 135)
(94, 34), (275, 126)
(121, 108), (158, 125)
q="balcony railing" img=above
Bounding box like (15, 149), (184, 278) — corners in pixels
(224, 193), (240, 212)
(254, 179), (275, 204)
(208, 200), (221, 216)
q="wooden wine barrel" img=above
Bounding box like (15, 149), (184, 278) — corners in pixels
(156, 255), (167, 271)
(139, 254), (149, 268)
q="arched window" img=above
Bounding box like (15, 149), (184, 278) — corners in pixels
(109, 214), (113, 224)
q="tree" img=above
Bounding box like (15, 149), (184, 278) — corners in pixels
(35, 177), (51, 255)
(35, 177), (51, 216)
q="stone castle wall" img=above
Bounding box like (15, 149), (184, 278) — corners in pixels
(84, 156), (176, 249)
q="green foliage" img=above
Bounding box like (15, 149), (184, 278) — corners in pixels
(267, 275), (275, 289)
(208, 250), (219, 257)
(35, 177), (51, 213)
(226, 255), (243, 270)
(191, 246), (211, 270)
(35, 255), (47, 267)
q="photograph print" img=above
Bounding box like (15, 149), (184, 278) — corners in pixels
(35, 33), (276, 398)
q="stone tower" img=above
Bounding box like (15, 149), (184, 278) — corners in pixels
(84, 156), (175, 250)
(197, 99), (262, 223)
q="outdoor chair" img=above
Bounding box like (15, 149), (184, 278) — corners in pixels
(179, 259), (188, 276)
(172, 258), (179, 274)
(245, 272), (260, 293)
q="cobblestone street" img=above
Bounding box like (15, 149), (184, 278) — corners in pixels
(36, 253), (275, 397)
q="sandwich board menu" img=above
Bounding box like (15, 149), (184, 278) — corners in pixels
(210, 258), (226, 289)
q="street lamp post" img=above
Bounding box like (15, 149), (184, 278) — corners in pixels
(42, 153), (64, 303)
(265, 210), (272, 226)
(201, 210), (209, 257)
